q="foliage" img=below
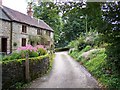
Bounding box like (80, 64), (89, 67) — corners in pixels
(33, 2), (103, 48)
(37, 48), (47, 56)
(55, 47), (70, 52)
(81, 45), (92, 52)
(29, 51), (39, 57)
(33, 2), (62, 47)
(3, 52), (22, 61)
(68, 31), (102, 51)
(98, 2), (120, 74)
(13, 42), (17, 47)
(69, 48), (120, 88)
(57, 2), (85, 47)
(3, 45), (47, 61)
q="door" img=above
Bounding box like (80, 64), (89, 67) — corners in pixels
(1, 38), (7, 53)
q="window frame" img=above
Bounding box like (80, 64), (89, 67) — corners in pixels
(37, 28), (42, 35)
(21, 38), (26, 46)
(22, 25), (27, 33)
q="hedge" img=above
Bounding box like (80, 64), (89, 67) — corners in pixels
(55, 47), (70, 52)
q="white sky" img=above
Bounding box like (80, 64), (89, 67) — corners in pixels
(3, 0), (28, 14)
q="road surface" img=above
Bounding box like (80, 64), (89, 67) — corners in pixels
(28, 52), (99, 88)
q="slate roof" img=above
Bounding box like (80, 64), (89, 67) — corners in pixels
(0, 6), (53, 31)
(0, 7), (11, 21)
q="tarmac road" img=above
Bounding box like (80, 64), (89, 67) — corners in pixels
(28, 52), (99, 88)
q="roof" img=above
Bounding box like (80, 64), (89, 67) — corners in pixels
(0, 7), (11, 21)
(0, 6), (53, 31)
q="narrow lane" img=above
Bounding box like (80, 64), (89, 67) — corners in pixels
(28, 52), (99, 88)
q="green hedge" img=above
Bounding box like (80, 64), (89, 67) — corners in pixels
(55, 47), (70, 52)
(2, 54), (50, 89)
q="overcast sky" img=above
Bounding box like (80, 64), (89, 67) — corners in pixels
(3, 0), (28, 14)
(2, 0), (111, 15)
(2, 0), (83, 15)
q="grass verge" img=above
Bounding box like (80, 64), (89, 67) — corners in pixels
(69, 48), (120, 88)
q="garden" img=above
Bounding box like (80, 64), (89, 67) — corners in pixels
(1, 44), (54, 89)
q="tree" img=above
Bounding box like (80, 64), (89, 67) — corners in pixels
(57, 2), (86, 46)
(99, 2), (120, 74)
(33, 2), (62, 47)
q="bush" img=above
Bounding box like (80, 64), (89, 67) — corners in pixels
(82, 45), (91, 52)
(3, 52), (22, 61)
(68, 31), (103, 52)
(55, 47), (70, 52)
(77, 39), (87, 51)
(3, 45), (47, 61)
(69, 48), (120, 88)
(37, 48), (47, 55)
(29, 51), (39, 57)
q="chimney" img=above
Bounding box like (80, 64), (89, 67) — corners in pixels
(0, 0), (2, 6)
(27, 2), (33, 17)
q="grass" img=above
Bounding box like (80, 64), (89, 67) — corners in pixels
(69, 48), (120, 88)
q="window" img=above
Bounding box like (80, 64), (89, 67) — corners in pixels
(47, 41), (50, 45)
(48, 31), (51, 37)
(37, 29), (42, 35)
(22, 38), (26, 46)
(22, 25), (27, 33)
(46, 31), (51, 37)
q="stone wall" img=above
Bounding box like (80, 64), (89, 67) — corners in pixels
(2, 60), (25, 89)
(0, 20), (11, 53)
(12, 22), (28, 51)
(12, 22), (38, 51)
(12, 22), (53, 51)
(29, 57), (50, 80)
(0, 20), (53, 53)
(2, 55), (50, 89)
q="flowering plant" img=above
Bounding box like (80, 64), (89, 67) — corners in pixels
(17, 45), (37, 52)
(35, 45), (46, 50)
(17, 45), (46, 57)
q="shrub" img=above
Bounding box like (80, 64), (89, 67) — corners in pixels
(3, 45), (47, 61)
(77, 38), (87, 51)
(3, 55), (11, 61)
(55, 47), (70, 52)
(10, 52), (22, 60)
(37, 48), (47, 56)
(3, 52), (22, 61)
(70, 47), (120, 88)
(29, 51), (39, 57)
(82, 45), (91, 52)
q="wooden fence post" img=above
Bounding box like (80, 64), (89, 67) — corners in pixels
(25, 52), (30, 82)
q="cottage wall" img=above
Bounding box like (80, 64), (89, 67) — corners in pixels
(0, 21), (54, 53)
(12, 22), (38, 51)
(0, 21), (53, 53)
(12, 22), (28, 51)
(51, 32), (54, 39)
(27, 26), (37, 36)
(0, 20), (11, 53)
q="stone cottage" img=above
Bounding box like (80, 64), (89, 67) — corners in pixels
(0, 1), (54, 54)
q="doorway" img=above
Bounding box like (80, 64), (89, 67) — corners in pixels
(1, 38), (7, 53)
